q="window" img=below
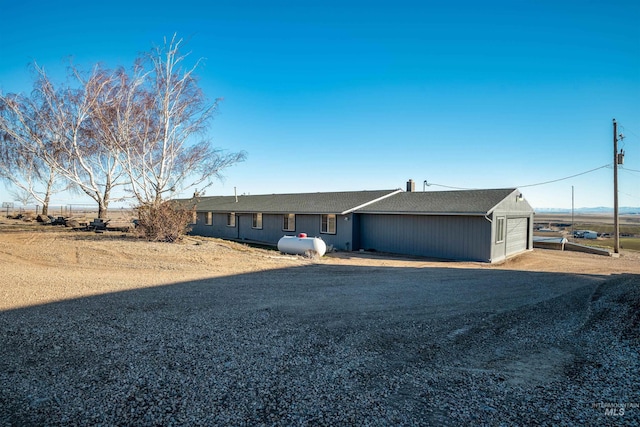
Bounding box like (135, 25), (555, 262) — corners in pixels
(321, 214), (336, 234)
(252, 213), (263, 229)
(191, 212), (197, 224)
(496, 217), (505, 243)
(283, 214), (295, 231)
(205, 212), (213, 225)
(227, 213), (236, 227)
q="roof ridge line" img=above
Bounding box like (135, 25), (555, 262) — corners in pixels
(340, 189), (403, 215)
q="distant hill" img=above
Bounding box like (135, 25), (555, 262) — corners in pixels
(535, 207), (640, 215)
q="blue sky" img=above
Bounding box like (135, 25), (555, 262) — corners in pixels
(1, 0), (639, 209)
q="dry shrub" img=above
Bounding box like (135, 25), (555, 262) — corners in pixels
(135, 201), (195, 242)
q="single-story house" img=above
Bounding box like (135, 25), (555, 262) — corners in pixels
(186, 182), (534, 263)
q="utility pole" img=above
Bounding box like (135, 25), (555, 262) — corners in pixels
(571, 185), (574, 239)
(613, 118), (619, 254)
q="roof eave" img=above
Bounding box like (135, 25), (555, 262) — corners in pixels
(358, 211), (488, 216)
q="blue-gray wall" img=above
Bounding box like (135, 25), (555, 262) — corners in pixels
(191, 213), (239, 240)
(190, 195), (534, 263)
(357, 214), (492, 262)
(191, 212), (354, 251)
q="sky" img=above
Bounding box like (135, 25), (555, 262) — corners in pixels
(1, 0), (639, 210)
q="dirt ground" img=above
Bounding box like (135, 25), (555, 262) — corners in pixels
(1, 219), (639, 311)
(1, 219), (639, 425)
(0, 220), (640, 310)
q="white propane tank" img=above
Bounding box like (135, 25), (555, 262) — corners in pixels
(277, 234), (327, 257)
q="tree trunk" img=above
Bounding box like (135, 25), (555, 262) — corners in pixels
(97, 178), (112, 219)
(41, 169), (56, 217)
(41, 198), (49, 216)
(97, 202), (108, 219)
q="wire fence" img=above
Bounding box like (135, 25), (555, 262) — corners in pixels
(2, 204), (136, 219)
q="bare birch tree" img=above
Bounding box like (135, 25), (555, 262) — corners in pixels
(34, 64), (128, 218)
(2, 35), (244, 226)
(0, 91), (67, 216)
(119, 34), (246, 206)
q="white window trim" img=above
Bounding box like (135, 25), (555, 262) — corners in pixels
(252, 213), (263, 229)
(496, 217), (505, 243)
(283, 214), (295, 231)
(321, 214), (337, 234)
(205, 212), (213, 226)
(227, 212), (236, 227)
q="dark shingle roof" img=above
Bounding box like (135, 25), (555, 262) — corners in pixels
(192, 190), (401, 214)
(357, 188), (519, 215)
(187, 188), (523, 216)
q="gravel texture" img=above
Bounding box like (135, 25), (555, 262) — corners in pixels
(0, 225), (639, 426)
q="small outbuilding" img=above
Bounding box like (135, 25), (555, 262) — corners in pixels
(186, 183), (534, 263)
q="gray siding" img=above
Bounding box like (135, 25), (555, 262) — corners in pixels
(358, 214), (492, 262)
(490, 215), (532, 262)
(318, 214), (354, 251)
(239, 213), (300, 243)
(489, 194), (534, 262)
(191, 212), (354, 251)
(188, 188), (534, 263)
(277, 214), (354, 251)
(191, 212), (239, 239)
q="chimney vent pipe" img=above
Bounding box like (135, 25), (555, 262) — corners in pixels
(406, 179), (415, 192)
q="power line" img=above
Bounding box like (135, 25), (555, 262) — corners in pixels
(425, 163), (612, 191)
(619, 124), (640, 141)
(620, 190), (640, 201)
(517, 164), (611, 188)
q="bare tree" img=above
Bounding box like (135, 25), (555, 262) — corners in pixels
(118, 34), (246, 206)
(34, 64), (128, 218)
(9, 188), (34, 208)
(1, 35), (244, 224)
(0, 91), (67, 216)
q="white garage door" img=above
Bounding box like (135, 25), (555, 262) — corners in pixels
(506, 217), (528, 256)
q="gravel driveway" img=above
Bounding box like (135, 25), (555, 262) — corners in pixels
(1, 260), (638, 426)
